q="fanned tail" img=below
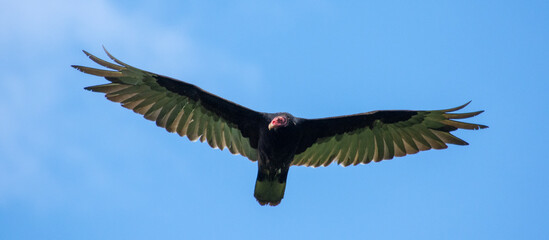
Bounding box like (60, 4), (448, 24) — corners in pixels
(254, 167), (289, 206)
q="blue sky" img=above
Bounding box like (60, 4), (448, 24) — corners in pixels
(1, 0), (548, 239)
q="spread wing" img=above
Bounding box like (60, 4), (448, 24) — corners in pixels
(292, 102), (488, 167)
(72, 48), (263, 161)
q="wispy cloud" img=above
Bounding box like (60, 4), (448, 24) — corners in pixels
(0, 0), (264, 209)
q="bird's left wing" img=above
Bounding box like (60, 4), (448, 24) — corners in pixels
(72, 48), (263, 161)
(292, 102), (487, 167)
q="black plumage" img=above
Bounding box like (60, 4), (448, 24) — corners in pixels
(73, 48), (488, 206)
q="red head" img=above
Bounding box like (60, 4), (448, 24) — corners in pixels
(268, 115), (288, 130)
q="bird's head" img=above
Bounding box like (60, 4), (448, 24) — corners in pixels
(268, 115), (290, 130)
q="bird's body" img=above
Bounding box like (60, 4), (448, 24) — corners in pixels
(255, 113), (300, 205)
(73, 48), (488, 206)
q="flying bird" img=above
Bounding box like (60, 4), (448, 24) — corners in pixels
(72, 48), (488, 206)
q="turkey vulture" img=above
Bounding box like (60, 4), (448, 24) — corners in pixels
(72, 48), (488, 206)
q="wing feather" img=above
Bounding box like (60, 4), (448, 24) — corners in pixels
(406, 127), (431, 151)
(372, 127), (385, 162)
(443, 111), (484, 119)
(382, 125), (395, 160)
(155, 98), (179, 126)
(73, 49), (261, 161)
(387, 126), (406, 157)
(342, 132), (360, 166)
(133, 93), (165, 113)
(217, 122), (227, 150)
(336, 133), (352, 165)
(223, 124), (237, 154)
(293, 103), (487, 167)
(363, 128), (376, 164)
(351, 134), (366, 165)
(177, 104), (195, 136)
(186, 109), (203, 142)
(164, 102), (185, 132)
(206, 117), (217, 148)
(396, 127), (419, 154)
(198, 114), (210, 143)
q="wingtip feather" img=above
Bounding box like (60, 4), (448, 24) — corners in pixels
(81, 49), (125, 71)
(71, 65), (124, 77)
(102, 46), (130, 67)
(441, 101), (472, 113)
(441, 120), (487, 130)
(443, 110), (485, 119)
(82, 50), (91, 56)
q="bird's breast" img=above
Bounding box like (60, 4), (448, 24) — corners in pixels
(258, 127), (301, 166)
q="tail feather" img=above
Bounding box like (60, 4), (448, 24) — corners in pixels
(254, 179), (287, 206)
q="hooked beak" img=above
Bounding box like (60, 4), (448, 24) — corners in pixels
(268, 122), (275, 130)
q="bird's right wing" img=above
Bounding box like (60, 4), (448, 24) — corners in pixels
(72, 48), (263, 161)
(292, 103), (487, 167)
